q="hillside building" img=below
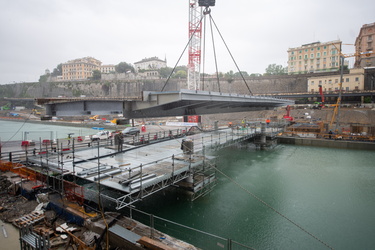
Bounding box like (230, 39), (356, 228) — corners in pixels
(62, 57), (101, 81)
(307, 68), (365, 93)
(355, 22), (375, 68)
(287, 40), (342, 75)
(134, 57), (167, 72)
(100, 65), (116, 74)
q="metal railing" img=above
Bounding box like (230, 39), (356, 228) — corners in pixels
(123, 206), (255, 250)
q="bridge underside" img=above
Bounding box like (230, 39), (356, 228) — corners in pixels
(42, 89), (294, 118)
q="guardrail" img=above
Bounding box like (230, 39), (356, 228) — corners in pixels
(122, 206), (255, 250)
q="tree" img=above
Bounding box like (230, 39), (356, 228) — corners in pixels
(264, 64), (287, 75)
(234, 71), (249, 77)
(116, 62), (135, 73)
(173, 70), (187, 78)
(158, 67), (173, 78)
(92, 70), (101, 80)
(225, 70), (235, 83)
(39, 73), (50, 83)
(51, 64), (63, 77)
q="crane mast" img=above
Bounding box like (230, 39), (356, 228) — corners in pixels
(188, 0), (203, 90)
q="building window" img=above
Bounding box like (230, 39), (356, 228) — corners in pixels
(317, 52), (320, 58)
(355, 77), (359, 81)
(319, 80), (322, 84)
(317, 47), (321, 50)
(311, 48), (314, 51)
(346, 87), (350, 91)
(346, 78), (349, 82)
(323, 52), (327, 56)
(311, 54), (314, 58)
(335, 79), (338, 83)
(311, 81), (314, 85)
(324, 46), (327, 49)
(328, 80), (332, 84)
(304, 55), (308, 59)
(299, 55), (302, 59)
(305, 49), (308, 52)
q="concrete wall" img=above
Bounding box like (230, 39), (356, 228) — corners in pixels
(0, 75), (310, 99)
(278, 136), (375, 150)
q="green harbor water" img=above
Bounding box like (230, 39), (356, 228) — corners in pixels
(1, 120), (375, 249)
(135, 145), (375, 250)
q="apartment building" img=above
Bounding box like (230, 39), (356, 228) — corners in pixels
(355, 22), (375, 68)
(307, 68), (364, 92)
(100, 64), (116, 74)
(62, 57), (101, 81)
(287, 40), (342, 74)
(134, 57), (167, 72)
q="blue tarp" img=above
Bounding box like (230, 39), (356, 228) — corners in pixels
(46, 202), (84, 226)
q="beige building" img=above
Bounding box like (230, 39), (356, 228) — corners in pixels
(100, 64), (116, 74)
(307, 68), (365, 92)
(62, 57), (101, 81)
(134, 57), (167, 72)
(288, 40), (342, 74)
(355, 22), (375, 68)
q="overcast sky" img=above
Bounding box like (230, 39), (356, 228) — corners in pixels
(0, 0), (374, 84)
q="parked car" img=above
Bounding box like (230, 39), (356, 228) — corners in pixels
(122, 127), (140, 136)
(91, 131), (111, 141)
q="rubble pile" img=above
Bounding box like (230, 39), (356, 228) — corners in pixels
(0, 176), (39, 223)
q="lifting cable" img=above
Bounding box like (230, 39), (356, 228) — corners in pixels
(160, 14), (205, 92)
(1, 111), (34, 147)
(211, 164), (334, 250)
(206, 8), (221, 92)
(208, 14), (253, 95)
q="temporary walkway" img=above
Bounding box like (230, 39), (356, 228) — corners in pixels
(25, 127), (270, 209)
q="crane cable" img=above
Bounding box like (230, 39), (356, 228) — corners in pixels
(211, 163), (334, 250)
(160, 14), (205, 92)
(1, 111), (34, 147)
(208, 13), (253, 95)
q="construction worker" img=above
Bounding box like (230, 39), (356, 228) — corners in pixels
(117, 132), (124, 151)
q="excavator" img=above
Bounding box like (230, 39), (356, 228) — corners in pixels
(283, 105), (294, 122)
(89, 115), (99, 121)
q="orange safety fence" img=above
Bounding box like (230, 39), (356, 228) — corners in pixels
(64, 180), (85, 205)
(0, 161), (48, 183)
(1, 160), (85, 205)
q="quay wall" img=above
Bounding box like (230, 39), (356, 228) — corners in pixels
(0, 75), (310, 99)
(278, 136), (375, 151)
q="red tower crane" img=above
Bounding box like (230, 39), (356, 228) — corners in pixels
(187, 0), (203, 90)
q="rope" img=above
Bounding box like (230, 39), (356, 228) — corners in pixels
(1, 111), (34, 147)
(208, 12), (221, 92)
(209, 14), (253, 95)
(211, 164), (334, 249)
(161, 14), (205, 92)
